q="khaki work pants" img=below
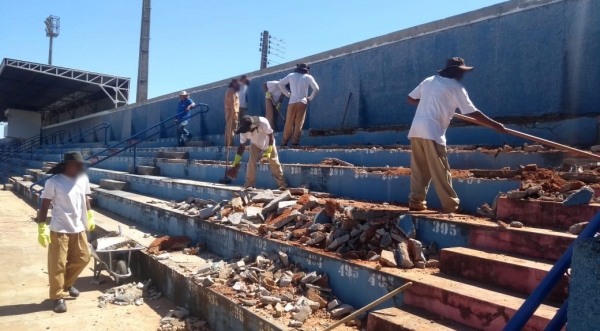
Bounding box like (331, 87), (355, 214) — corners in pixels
(282, 102), (307, 145)
(48, 231), (90, 300)
(225, 109), (238, 147)
(408, 137), (460, 213)
(245, 144), (286, 188)
(265, 100), (278, 131)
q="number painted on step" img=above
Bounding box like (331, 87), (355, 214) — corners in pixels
(187, 218), (194, 226)
(432, 221), (457, 236)
(310, 168), (319, 175)
(207, 188), (216, 195)
(354, 172), (368, 179)
(259, 164), (269, 171)
(186, 185), (193, 192)
(196, 187), (204, 193)
(329, 168), (344, 176)
(231, 304), (244, 322)
(382, 175), (399, 181)
(279, 245), (292, 253)
(290, 166), (302, 175)
(338, 264), (359, 279)
(256, 238), (267, 250)
(234, 232), (245, 243)
(176, 184), (183, 190)
(368, 273), (395, 288)
(201, 223), (210, 231)
(217, 227), (227, 236)
(306, 254), (323, 268)
(220, 190), (227, 198)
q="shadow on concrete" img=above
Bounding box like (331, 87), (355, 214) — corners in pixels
(0, 299), (54, 317)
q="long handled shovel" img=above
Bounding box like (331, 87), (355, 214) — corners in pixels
(454, 113), (600, 161)
(218, 146), (232, 184)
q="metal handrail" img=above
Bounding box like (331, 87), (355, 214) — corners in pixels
(0, 130), (66, 162)
(0, 123), (110, 180)
(30, 104), (209, 194)
(503, 211), (600, 330)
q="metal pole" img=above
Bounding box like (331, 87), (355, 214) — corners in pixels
(260, 30), (269, 69)
(322, 282), (413, 331)
(48, 36), (53, 65)
(136, 0), (151, 103)
(133, 145), (137, 174)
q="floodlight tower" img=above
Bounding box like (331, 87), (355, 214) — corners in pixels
(44, 15), (60, 65)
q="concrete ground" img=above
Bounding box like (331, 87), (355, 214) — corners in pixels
(0, 190), (175, 331)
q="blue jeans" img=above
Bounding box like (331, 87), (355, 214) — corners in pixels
(177, 120), (192, 146)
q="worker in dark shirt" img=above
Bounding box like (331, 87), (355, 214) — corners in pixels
(175, 91), (196, 147)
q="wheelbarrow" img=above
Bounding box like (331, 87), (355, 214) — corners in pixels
(90, 236), (145, 285)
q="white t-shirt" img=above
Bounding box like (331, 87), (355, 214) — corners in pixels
(238, 84), (248, 108)
(278, 72), (319, 104)
(40, 174), (91, 233)
(265, 81), (283, 102)
(407, 75), (478, 146)
(240, 117), (273, 151)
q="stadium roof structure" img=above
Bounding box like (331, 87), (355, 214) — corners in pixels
(0, 58), (130, 121)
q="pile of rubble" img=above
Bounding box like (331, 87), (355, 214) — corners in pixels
(193, 252), (357, 328)
(165, 189), (440, 271)
(158, 307), (210, 331)
(97, 279), (161, 308)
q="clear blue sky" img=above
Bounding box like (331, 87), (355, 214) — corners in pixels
(1, 0), (504, 100)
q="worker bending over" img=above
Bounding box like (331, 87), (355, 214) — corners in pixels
(37, 151), (95, 313)
(406, 57), (506, 213)
(263, 79), (286, 131)
(224, 79), (241, 146)
(232, 115), (287, 189)
(278, 63), (319, 147)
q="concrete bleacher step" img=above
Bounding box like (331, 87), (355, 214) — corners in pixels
(128, 165), (160, 175)
(496, 197), (600, 231)
(156, 151), (188, 159)
(367, 306), (477, 331)
(440, 247), (568, 302)
(99, 179), (130, 191)
(400, 272), (559, 331)
(87, 188), (560, 331)
(184, 140), (214, 147)
(35, 146), (567, 169)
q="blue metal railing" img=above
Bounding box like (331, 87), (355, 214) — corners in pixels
(29, 104), (209, 194)
(0, 123), (110, 181)
(0, 130), (66, 161)
(504, 211), (600, 330)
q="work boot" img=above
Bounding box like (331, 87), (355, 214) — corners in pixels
(53, 299), (67, 313)
(67, 286), (80, 298)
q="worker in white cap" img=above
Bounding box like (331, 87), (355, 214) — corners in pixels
(175, 91), (196, 147)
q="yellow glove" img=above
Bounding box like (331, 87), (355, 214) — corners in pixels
(232, 154), (242, 167)
(261, 146), (273, 163)
(37, 223), (50, 248)
(266, 92), (272, 99)
(276, 103), (281, 111)
(87, 210), (95, 231)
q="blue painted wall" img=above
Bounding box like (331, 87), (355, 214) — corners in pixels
(42, 0), (600, 145)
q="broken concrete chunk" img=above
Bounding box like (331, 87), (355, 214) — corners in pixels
(198, 204), (220, 219)
(270, 210), (301, 229)
(408, 239), (425, 262)
(395, 242), (414, 268)
(510, 221), (524, 228)
(289, 320), (304, 327)
(507, 190), (527, 199)
(563, 186), (594, 206)
(274, 303), (284, 317)
(313, 210), (332, 224)
(260, 296), (281, 305)
(379, 250), (397, 267)
(327, 299), (341, 311)
(279, 274), (292, 287)
(228, 212), (244, 225)
(244, 206), (263, 219)
(277, 200), (297, 214)
(279, 251), (289, 267)
(380, 233), (392, 248)
(330, 304), (354, 317)
(569, 222), (589, 235)
(524, 144), (544, 152)
(197, 276), (214, 287)
(240, 299), (257, 306)
(263, 190), (292, 212)
(301, 271), (318, 284)
(292, 307), (311, 322)
(396, 214), (416, 238)
(252, 190), (275, 203)
(327, 234), (349, 250)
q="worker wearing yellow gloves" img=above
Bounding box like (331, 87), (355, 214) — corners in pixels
(231, 115), (287, 189)
(36, 151), (94, 313)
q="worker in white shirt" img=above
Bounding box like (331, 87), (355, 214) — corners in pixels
(238, 75), (250, 118)
(263, 80), (286, 131)
(37, 151), (95, 313)
(278, 63), (319, 146)
(231, 115), (287, 189)
(406, 57), (507, 213)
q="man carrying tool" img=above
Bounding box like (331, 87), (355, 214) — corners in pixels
(228, 115), (287, 189)
(224, 79), (241, 147)
(175, 91), (196, 147)
(36, 151), (95, 313)
(263, 79), (286, 131)
(238, 75), (250, 118)
(278, 63), (319, 147)
(406, 57), (507, 213)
